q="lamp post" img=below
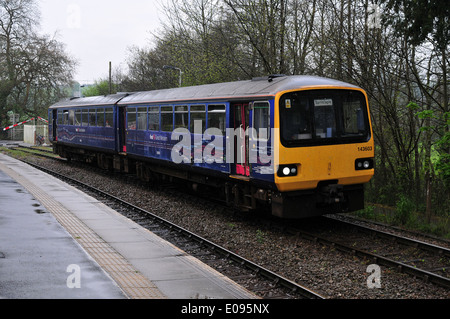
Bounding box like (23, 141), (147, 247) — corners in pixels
(163, 65), (183, 87)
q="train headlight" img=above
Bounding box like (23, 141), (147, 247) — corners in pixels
(278, 164), (298, 177)
(355, 158), (374, 170)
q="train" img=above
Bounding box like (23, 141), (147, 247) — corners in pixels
(48, 75), (374, 218)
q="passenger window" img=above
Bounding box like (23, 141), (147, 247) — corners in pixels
(253, 102), (270, 140)
(63, 110), (69, 125)
(75, 110), (82, 126)
(127, 107), (136, 130)
(105, 108), (114, 127)
(57, 110), (63, 125)
(175, 105), (188, 130)
(137, 107), (147, 130)
(190, 105), (206, 133)
(82, 110), (89, 127)
(89, 109), (97, 126)
(207, 105), (226, 135)
(148, 106), (159, 131)
(68, 110), (75, 126)
(97, 108), (105, 127)
(161, 106), (173, 132)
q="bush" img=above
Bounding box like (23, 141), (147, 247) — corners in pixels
(394, 195), (415, 225)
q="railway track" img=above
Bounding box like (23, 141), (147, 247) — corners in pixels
(19, 158), (324, 299)
(4, 146), (450, 297)
(286, 216), (450, 289)
(4, 144), (64, 160)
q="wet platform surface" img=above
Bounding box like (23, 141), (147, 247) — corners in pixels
(0, 169), (126, 299)
(0, 152), (256, 299)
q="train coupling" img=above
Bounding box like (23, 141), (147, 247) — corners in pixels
(318, 184), (345, 205)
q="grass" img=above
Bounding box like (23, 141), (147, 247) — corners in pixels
(352, 202), (450, 240)
(0, 146), (30, 159)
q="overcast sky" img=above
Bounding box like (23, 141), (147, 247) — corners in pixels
(39, 0), (164, 85)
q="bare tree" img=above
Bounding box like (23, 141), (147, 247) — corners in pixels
(0, 0), (75, 126)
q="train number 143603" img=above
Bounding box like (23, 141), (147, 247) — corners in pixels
(358, 146), (373, 152)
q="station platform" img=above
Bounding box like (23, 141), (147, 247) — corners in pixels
(0, 153), (257, 299)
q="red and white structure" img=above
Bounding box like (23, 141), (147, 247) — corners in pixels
(3, 117), (48, 131)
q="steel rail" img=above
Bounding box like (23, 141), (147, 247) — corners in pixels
(288, 221), (450, 289)
(11, 145), (66, 161)
(325, 215), (450, 258)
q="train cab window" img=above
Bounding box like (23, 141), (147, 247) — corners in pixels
(175, 105), (188, 130)
(314, 99), (336, 138)
(148, 106), (159, 131)
(190, 105), (206, 133)
(137, 107), (147, 130)
(281, 94), (312, 141)
(252, 102), (270, 140)
(75, 110), (82, 126)
(97, 108), (105, 127)
(342, 96), (365, 135)
(161, 106), (173, 132)
(127, 107), (137, 130)
(207, 104), (226, 135)
(280, 90), (370, 146)
(89, 109), (97, 126)
(105, 108), (114, 127)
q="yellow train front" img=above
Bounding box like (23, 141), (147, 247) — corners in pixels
(270, 81), (374, 218)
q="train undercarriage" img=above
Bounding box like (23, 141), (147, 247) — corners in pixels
(54, 143), (364, 219)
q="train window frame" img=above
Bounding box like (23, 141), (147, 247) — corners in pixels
(174, 105), (189, 130)
(190, 104), (206, 133)
(161, 105), (173, 132)
(137, 107), (147, 131)
(207, 104), (226, 135)
(127, 107), (137, 130)
(148, 106), (160, 131)
(252, 101), (270, 141)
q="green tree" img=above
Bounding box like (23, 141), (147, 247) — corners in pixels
(82, 80), (117, 97)
(382, 0), (449, 219)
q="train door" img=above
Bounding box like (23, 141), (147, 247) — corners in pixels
(233, 103), (250, 176)
(51, 109), (57, 141)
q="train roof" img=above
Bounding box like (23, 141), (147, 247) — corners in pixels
(49, 76), (361, 109)
(49, 93), (129, 109)
(119, 75), (360, 105)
